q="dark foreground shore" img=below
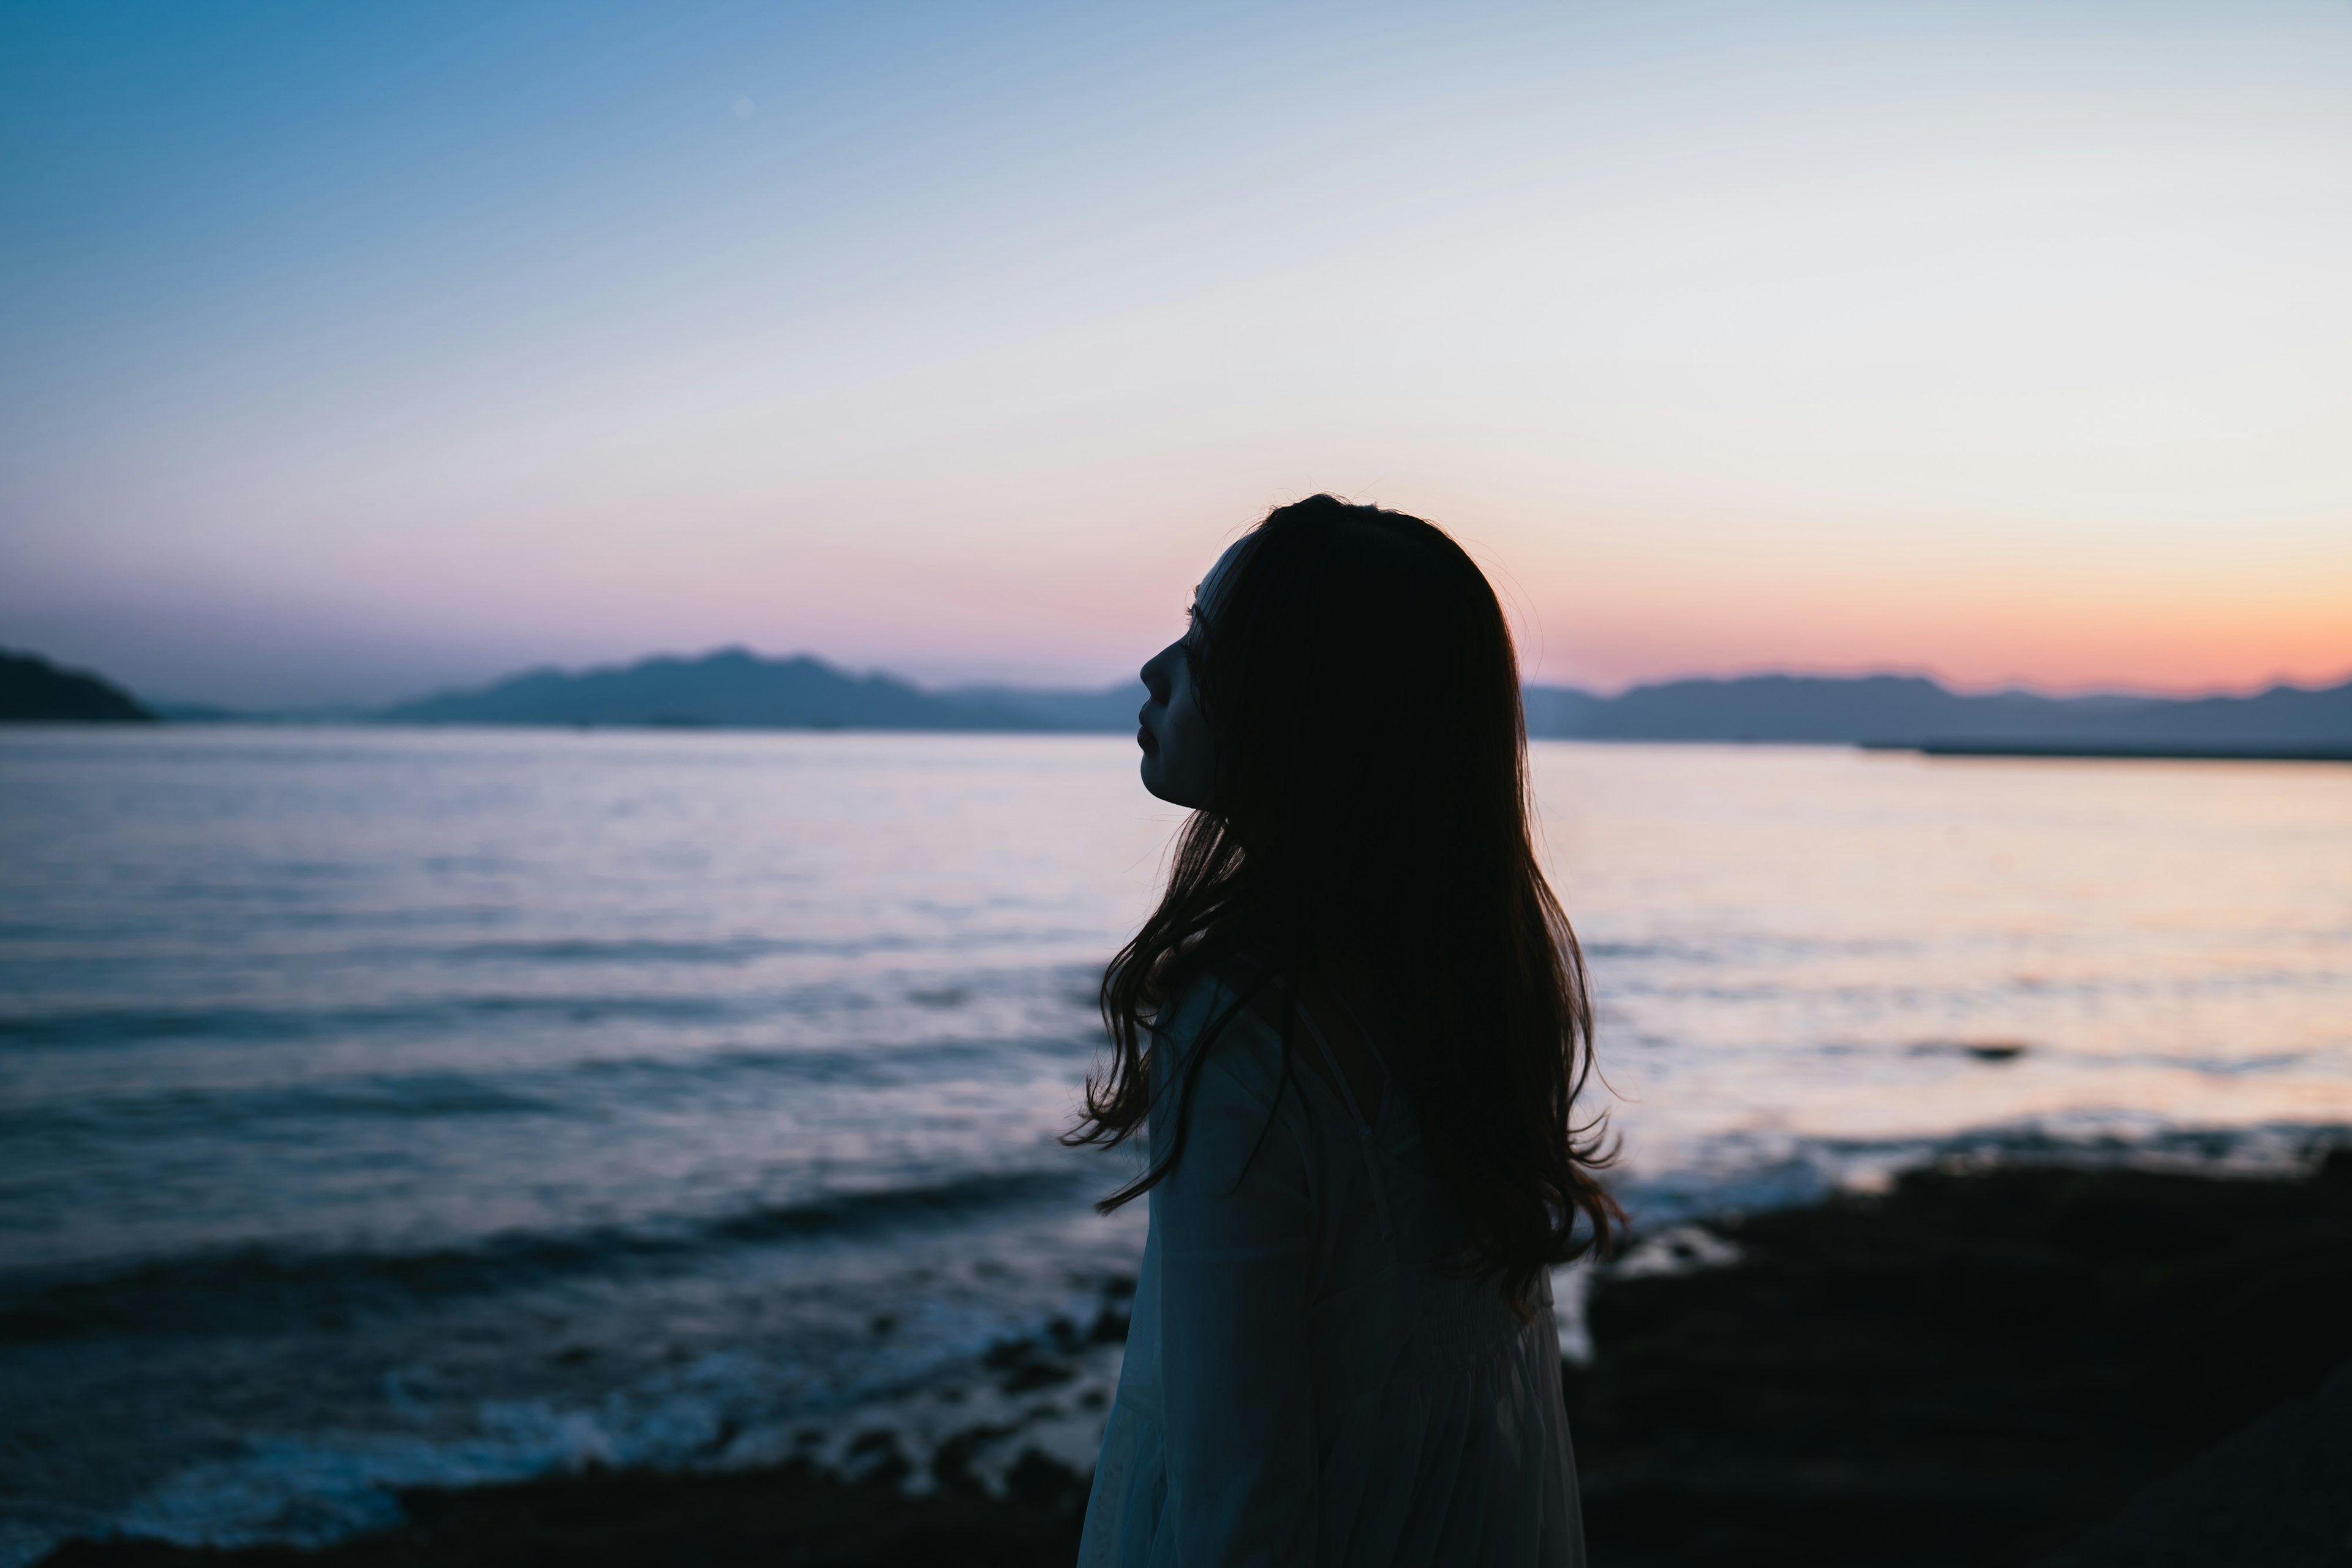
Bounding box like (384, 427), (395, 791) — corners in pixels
(42, 1156), (2352, 1568)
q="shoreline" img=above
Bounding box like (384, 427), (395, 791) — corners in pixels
(36, 1154), (2352, 1568)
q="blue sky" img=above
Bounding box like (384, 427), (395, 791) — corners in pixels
(4, 1), (2348, 705)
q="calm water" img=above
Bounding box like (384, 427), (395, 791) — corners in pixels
(3, 727), (2348, 1561)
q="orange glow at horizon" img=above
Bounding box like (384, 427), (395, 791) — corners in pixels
(1501, 519), (2352, 696)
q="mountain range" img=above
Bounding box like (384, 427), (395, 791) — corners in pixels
(7, 644), (2348, 752)
(377, 650), (1152, 731)
(375, 648), (2352, 750)
(1525, 672), (2352, 747)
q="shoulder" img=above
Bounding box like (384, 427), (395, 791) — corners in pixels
(1148, 962), (1322, 1202)
(1154, 959), (1292, 1115)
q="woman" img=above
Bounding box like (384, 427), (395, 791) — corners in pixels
(1070, 495), (1619, 1566)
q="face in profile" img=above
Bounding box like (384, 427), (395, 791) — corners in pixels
(1136, 540), (1244, 809)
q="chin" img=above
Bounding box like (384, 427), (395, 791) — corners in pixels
(1139, 758), (1194, 809)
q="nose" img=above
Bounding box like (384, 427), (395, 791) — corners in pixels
(1140, 643), (1175, 704)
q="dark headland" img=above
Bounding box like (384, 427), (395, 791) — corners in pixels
(0, 649), (154, 722)
(40, 1153), (2352, 1568)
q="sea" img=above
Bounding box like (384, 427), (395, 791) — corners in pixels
(3, 726), (2348, 1563)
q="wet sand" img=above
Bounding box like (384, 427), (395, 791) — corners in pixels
(40, 1155), (2352, 1568)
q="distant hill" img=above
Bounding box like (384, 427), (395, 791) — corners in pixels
(381, 649), (1079, 731)
(1520, 673), (2352, 747)
(1521, 685), (1608, 737)
(0, 649), (155, 722)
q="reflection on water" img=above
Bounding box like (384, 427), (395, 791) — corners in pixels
(1, 727), (2345, 1559)
(1536, 742), (2352, 1196)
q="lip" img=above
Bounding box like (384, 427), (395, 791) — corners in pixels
(1136, 707), (1158, 755)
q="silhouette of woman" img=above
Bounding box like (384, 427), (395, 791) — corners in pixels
(1070, 496), (1618, 1566)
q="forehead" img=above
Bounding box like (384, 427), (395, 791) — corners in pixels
(1196, 537), (1252, 616)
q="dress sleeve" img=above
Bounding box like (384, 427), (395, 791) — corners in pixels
(1152, 993), (1321, 1565)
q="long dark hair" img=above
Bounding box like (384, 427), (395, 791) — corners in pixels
(1065, 494), (1618, 1304)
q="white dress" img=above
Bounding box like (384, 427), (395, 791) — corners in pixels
(1078, 968), (1586, 1567)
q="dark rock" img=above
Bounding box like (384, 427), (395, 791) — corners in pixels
(1569, 1161), (2352, 1567)
(840, 1430), (911, 1489)
(981, 1335), (1076, 1395)
(36, 1457), (1083, 1566)
(2043, 1357), (2352, 1567)
(1001, 1450), (1088, 1515)
(929, 1423), (1018, 1498)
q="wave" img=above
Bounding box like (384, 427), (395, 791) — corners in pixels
(19, 1119), (2340, 1346)
(0, 1033), (1097, 1144)
(0, 1168), (1082, 1344)
(0, 1073), (558, 1140)
(437, 935), (911, 965)
(0, 964), (1110, 1053)
(0, 993), (775, 1050)
(15, 1288), (1134, 1567)
(1618, 1116), (2352, 1228)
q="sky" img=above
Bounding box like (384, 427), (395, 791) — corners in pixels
(3, 0), (2348, 707)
